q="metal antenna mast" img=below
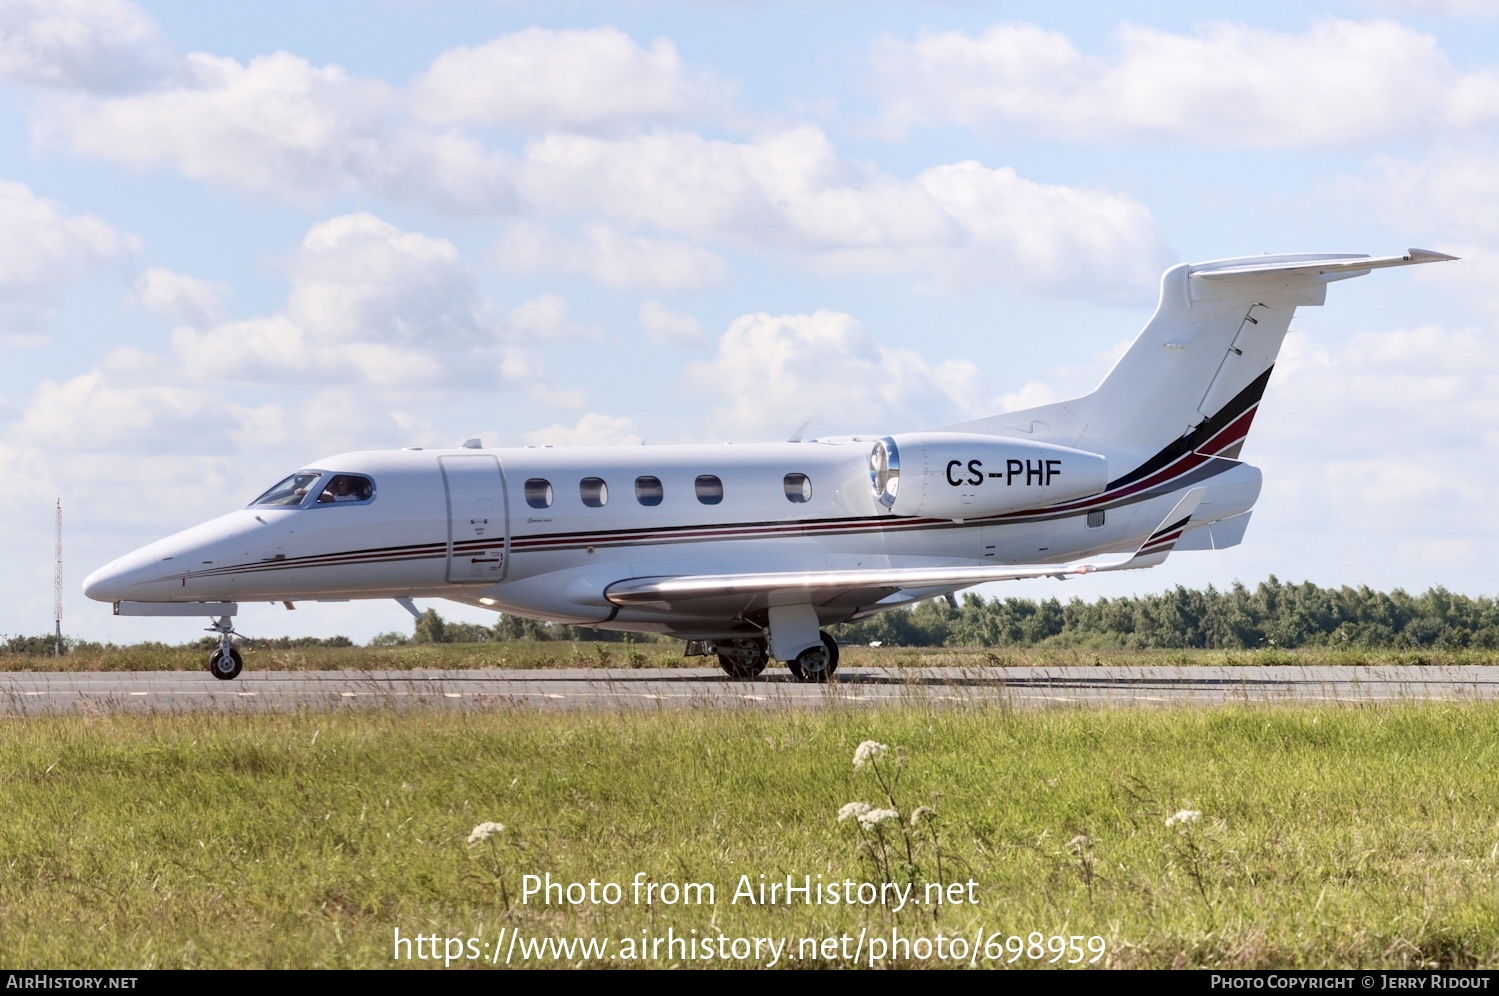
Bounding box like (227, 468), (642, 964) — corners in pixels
(53, 498), (61, 657)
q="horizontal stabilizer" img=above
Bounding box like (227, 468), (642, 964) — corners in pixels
(604, 489), (1207, 610)
(1192, 248), (1457, 281)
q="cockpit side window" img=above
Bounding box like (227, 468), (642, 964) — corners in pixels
(251, 471), (324, 508)
(315, 474), (375, 505)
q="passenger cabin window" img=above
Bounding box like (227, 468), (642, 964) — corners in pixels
(580, 477), (609, 508)
(1086, 510), (1106, 529)
(784, 473), (812, 503)
(695, 475), (723, 505)
(316, 474), (374, 504)
(525, 478), (553, 509)
(251, 471), (323, 508)
(635, 476), (663, 506)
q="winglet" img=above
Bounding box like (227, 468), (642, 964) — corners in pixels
(1075, 488), (1207, 574)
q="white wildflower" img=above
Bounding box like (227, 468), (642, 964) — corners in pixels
(852, 740), (889, 770)
(857, 808), (900, 831)
(1165, 810), (1201, 828)
(910, 806), (937, 826)
(467, 821), (506, 844)
(837, 801), (872, 824)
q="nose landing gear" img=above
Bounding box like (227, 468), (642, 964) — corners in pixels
(207, 615), (243, 680)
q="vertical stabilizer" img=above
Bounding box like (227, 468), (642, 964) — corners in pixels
(1078, 259), (1313, 455)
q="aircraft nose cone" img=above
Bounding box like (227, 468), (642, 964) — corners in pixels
(83, 562), (129, 602)
(83, 516), (236, 604)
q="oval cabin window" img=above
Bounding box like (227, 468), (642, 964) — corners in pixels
(783, 473), (812, 503)
(580, 477), (609, 508)
(635, 476), (664, 506)
(695, 475), (723, 505)
(525, 478), (553, 509)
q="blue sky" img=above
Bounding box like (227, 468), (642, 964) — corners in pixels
(3, 0), (1498, 643)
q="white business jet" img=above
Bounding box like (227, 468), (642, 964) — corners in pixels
(83, 249), (1455, 680)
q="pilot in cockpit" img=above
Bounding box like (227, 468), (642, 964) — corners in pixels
(318, 475), (370, 503)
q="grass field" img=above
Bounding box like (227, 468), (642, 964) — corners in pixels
(7, 640), (1499, 672)
(3, 702), (1498, 969)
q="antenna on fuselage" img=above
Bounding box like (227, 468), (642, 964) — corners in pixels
(53, 498), (61, 657)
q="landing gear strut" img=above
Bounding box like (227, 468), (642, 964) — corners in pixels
(207, 615), (243, 680)
(714, 638), (768, 679)
(788, 631), (839, 683)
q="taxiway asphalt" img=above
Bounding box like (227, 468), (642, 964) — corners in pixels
(4, 665), (1499, 713)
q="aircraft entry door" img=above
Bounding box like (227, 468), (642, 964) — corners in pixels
(439, 455), (510, 584)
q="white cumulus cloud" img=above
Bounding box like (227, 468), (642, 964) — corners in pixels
(1340, 147), (1499, 243)
(506, 294), (599, 343)
(872, 18), (1499, 148)
(410, 27), (729, 131)
(494, 222), (726, 289)
(685, 310), (980, 440)
(31, 25), (734, 208)
(0, 179), (132, 340)
(0, 0), (165, 90)
(288, 213), (493, 344)
(166, 213), (569, 397)
(524, 413), (643, 447)
(132, 267), (227, 327)
(640, 301), (705, 345)
(1247, 325), (1499, 574)
(516, 127), (1166, 298)
(40, 51), (516, 209)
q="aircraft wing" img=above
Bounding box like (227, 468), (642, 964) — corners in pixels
(605, 490), (1205, 612)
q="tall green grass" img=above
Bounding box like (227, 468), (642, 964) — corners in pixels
(3, 703), (1499, 968)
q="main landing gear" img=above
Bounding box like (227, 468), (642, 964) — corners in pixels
(207, 615), (243, 680)
(714, 638), (768, 679)
(788, 632), (840, 683)
(706, 631), (840, 683)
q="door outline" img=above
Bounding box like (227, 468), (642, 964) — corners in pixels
(438, 454), (510, 584)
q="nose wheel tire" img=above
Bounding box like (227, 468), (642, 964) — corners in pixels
(788, 631), (839, 683)
(209, 647), (243, 681)
(715, 638), (768, 679)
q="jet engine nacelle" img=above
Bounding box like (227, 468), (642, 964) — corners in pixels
(869, 433), (1108, 519)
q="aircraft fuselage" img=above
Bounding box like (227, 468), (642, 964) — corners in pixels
(83, 438), (1260, 639)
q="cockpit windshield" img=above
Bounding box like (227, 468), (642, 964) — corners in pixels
(251, 471), (324, 507)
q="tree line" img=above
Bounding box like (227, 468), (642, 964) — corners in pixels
(7, 578), (1497, 654)
(828, 577), (1499, 650)
(368, 609), (659, 647)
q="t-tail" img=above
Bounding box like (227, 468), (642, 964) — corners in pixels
(942, 249), (1456, 466)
